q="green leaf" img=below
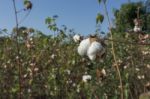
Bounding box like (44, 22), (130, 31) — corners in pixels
(52, 27), (58, 32)
(11, 88), (18, 93)
(2, 29), (7, 32)
(98, 0), (101, 4)
(29, 79), (33, 85)
(96, 13), (104, 24)
(24, 0), (32, 10)
(45, 17), (52, 24)
(24, 0), (29, 5)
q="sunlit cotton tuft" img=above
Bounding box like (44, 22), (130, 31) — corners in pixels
(87, 41), (104, 61)
(73, 34), (81, 43)
(82, 75), (92, 82)
(77, 38), (91, 56)
(133, 26), (142, 33)
(77, 36), (105, 61)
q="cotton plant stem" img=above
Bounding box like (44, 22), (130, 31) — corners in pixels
(102, 1), (124, 99)
(12, 0), (22, 98)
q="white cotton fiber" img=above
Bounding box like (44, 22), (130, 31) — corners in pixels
(77, 38), (91, 56)
(133, 26), (142, 33)
(73, 34), (81, 43)
(87, 41), (103, 61)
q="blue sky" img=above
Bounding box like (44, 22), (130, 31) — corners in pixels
(0, 0), (143, 36)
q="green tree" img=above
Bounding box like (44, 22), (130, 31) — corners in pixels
(114, 2), (148, 32)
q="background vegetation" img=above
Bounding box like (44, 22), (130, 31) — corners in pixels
(0, 0), (150, 99)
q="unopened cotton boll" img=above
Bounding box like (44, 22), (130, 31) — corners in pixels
(77, 38), (91, 56)
(73, 34), (81, 43)
(133, 26), (142, 33)
(87, 41), (104, 61)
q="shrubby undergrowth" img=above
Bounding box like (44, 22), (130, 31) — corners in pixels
(0, 22), (150, 99)
(0, 0), (150, 99)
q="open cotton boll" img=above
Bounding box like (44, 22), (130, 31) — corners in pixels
(77, 38), (91, 56)
(133, 26), (142, 33)
(87, 41), (104, 61)
(73, 34), (81, 43)
(82, 75), (92, 82)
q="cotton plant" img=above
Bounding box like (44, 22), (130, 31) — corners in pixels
(133, 18), (150, 43)
(73, 34), (106, 61)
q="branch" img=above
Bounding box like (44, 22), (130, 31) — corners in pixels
(12, 0), (22, 98)
(102, 0), (124, 99)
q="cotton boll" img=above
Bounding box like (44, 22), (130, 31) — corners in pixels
(133, 26), (142, 33)
(82, 75), (92, 82)
(73, 34), (81, 43)
(77, 36), (106, 61)
(77, 38), (91, 56)
(134, 18), (142, 26)
(87, 41), (104, 61)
